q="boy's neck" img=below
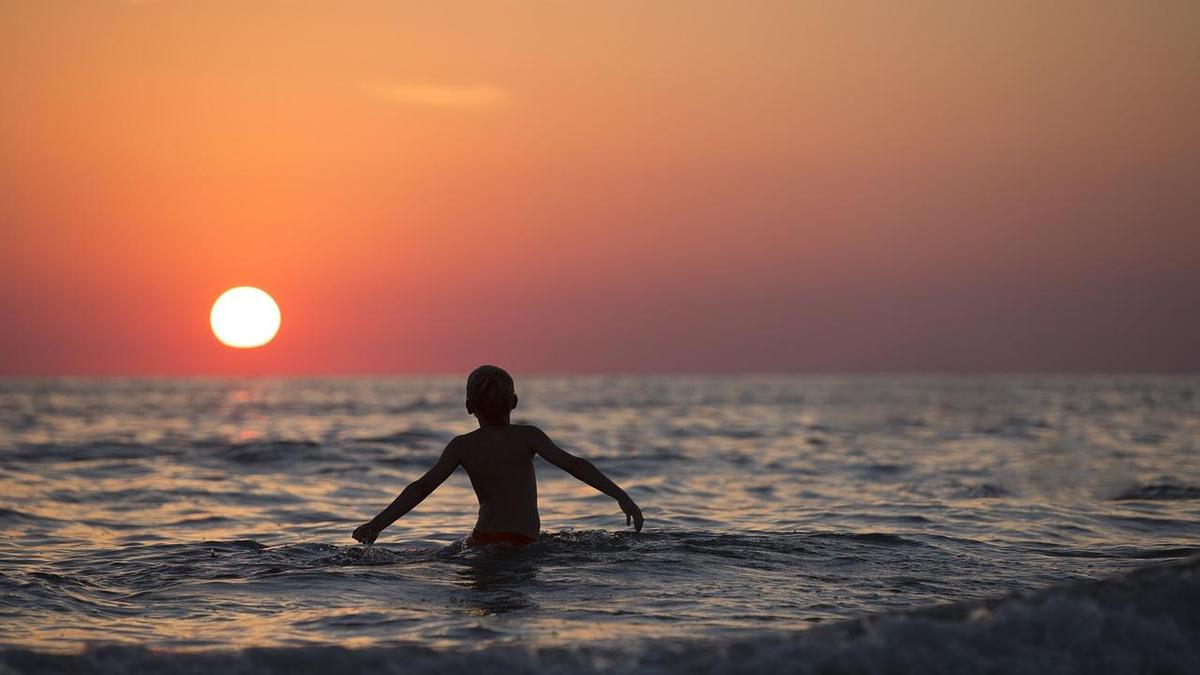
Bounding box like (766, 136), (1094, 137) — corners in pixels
(476, 414), (511, 427)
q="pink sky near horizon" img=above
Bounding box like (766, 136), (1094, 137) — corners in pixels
(1, 1), (1198, 375)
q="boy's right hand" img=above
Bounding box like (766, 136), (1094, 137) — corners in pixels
(352, 522), (379, 545)
(618, 495), (644, 532)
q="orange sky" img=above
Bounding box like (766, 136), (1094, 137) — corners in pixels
(2, 1), (1198, 375)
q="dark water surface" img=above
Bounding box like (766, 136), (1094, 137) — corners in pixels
(1, 376), (1198, 672)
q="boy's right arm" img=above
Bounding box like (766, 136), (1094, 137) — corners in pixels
(530, 427), (644, 532)
(352, 437), (461, 544)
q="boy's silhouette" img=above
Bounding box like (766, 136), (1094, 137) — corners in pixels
(353, 365), (643, 546)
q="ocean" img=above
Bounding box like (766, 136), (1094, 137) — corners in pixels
(1, 376), (1197, 673)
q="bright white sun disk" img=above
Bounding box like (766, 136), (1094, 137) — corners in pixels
(210, 287), (281, 348)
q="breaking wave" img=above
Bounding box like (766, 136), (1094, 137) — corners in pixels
(3, 556), (1196, 675)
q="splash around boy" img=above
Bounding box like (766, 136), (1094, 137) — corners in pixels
(353, 365), (644, 547)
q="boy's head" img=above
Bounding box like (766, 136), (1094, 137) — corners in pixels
(466, 365), (517, 422)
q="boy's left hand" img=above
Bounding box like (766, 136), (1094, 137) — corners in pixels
(352, 522), (379, 545)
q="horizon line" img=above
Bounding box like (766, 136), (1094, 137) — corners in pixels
(1, 371), (1197, 380)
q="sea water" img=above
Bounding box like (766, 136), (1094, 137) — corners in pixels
(0, 376), (1197, 673)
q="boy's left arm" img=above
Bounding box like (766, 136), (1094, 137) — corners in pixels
(353, 438), (461, 544)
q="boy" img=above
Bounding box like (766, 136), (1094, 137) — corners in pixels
(353, 365), (644, 547)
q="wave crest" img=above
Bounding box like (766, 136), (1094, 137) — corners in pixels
(3, 557), (1197, 674)
(1113, 484), (1200, 501)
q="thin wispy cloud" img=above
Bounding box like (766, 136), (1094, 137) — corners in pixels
(363, 82), (511, 110)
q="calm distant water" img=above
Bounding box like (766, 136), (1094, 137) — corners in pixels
(1, 376), (1198, 673)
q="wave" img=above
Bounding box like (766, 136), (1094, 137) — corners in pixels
(3, 440), (167, 463)
(963, 483), (1009, 498)
(5, 530), (950, 600)
(2, 556), (1197, 674)
(2, 435), (448, 468)
(0, 507), (58, 524)
(1113, 483), (1200, 501)
(213, 440), (329, 465)
(666, 426), (769, 439)
(972, 415), (1052, 437)
(351, 428), (446, 446)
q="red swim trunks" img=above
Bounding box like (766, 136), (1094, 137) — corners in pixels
(466, 529), (536, 548)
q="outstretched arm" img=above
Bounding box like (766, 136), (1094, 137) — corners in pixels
(532, 428), (644, 532)
(352, 439), (461, 544)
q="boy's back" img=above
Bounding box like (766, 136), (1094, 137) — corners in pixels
(455, 425), (542, 539)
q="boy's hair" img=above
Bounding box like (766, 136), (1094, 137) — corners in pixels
(466, 365), (516, 420)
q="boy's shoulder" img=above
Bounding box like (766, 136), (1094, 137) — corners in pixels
(455, 424), (544, 439)
(454, 424), (547, 446)
(512, 423), (552, 441)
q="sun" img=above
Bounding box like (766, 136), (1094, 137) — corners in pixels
(210, 287), (281, 349)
